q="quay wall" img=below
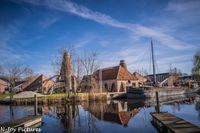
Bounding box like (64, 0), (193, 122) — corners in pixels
(127, 88), (196, 99)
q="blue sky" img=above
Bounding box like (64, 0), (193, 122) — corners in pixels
(0, 0), (199, 76)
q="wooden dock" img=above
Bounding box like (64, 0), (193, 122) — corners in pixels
(151, 112), (200, 133)
(0, 115), (42, 128)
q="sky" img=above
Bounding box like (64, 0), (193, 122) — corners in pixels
(0, 0), (199, 76)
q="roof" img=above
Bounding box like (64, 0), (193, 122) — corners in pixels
(24, 74), (54, 91)
(0, 77), (9, 83)
(0, 79), (9, 86)
(95, 65), (137, 81)
(96, 66), (119, 80)
(103, 113), (124, 125)
(103, 111), (134, 127)
(117, 66), (137, 80)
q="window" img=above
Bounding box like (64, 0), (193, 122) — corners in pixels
(111, 83), (115, 92)
(120, 82), (125, 92)
(104, 83), (108, 90)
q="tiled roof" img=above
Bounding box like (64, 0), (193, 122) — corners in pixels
(117, 66), (137, 80)
(96, 66), (119, 80)
(0, 79), (8, 86)
(103, 113), (122, 125)
(95, 65), (137, 81)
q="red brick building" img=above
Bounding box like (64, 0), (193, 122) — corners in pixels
(94, 60), (138, 92)
(24, 74), (55, 93)
(0, 79), (9, 93)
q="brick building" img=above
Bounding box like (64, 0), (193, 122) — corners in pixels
(80, 60), (139, 92)
(0, 79), (9, 93)
(24, 74), (55, 93)
(95, 60), (138, 92)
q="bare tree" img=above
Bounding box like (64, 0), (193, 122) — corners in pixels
(1, 65), (33, 101)
(80, 52), (100, 75)
(52, 46), (100, 93)
(75, 55), (83, 82)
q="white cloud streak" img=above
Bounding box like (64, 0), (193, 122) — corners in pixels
(17, 0), (192, 50)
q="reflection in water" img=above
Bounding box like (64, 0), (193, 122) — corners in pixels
(1, 96), (200, 133)
(195, 97), (200, 120)
(82, 101), (141, 127)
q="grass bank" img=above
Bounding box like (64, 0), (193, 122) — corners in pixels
(0, 93), (9, 100)
(0, 92), (109, 105)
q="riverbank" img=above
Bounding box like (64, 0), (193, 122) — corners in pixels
(0, 87), (198, 105)
(0, 92), (108, 105)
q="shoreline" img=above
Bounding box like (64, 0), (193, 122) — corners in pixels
(0, 88), (199, 105)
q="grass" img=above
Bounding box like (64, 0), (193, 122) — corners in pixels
(0, 92), (108, 101)
(40, 92), (106, 99)
(0, 93), (9, 100)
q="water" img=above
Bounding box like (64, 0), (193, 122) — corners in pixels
(0, 97), (200, 133)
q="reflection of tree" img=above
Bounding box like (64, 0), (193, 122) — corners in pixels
(195, 98), (200, 120)
(39, 100), (142, 132)
(62, 103), (79, 133)
(9, 105), (14, 120)
(40, 103), (79, 133)
(87, 101), (100, 133)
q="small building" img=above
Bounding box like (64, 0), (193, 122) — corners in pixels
(133, 72), (148, 86)
(0, 79), (9, 93)
(96, 60), (138, 92)
(24, 74), (55, 93)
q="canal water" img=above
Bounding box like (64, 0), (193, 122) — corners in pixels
(0, 96), (200, 133)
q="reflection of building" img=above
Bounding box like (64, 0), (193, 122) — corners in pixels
(95, 60), (138, 92)
(82, 101), (140, 127)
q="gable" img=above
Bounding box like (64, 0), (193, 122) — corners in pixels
(117, 66), (137, 80)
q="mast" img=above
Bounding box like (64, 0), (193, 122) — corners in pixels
(151, 39), (157, 86)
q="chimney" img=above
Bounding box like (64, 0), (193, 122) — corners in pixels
(119, 60), (127, 69)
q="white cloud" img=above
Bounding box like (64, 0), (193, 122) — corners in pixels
(39, 17), (60, 28)
(166, 0), (200, 15)
(16, 0), (192, 50)
(6, 0), (197, 75)
(166, 0), (200, 24)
